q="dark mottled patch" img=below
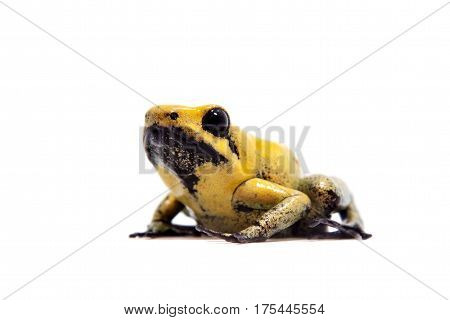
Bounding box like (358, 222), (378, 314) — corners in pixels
(256, 170), (268, 180)
(322, 189), (339, 211)
(182, 174), (200, 194)
(144, 125), (228, 194)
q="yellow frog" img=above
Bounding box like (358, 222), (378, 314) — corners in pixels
(131, 105), (371, 243)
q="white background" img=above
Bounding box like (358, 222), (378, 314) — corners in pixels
(0, 0), (449, 318)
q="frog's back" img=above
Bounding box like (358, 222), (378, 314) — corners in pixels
(240, 131), (302, 189)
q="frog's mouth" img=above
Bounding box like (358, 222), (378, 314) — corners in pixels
(144, 124), (228, 194)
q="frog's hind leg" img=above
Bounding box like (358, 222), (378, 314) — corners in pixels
(338, 200), (364, 233)
(296, 175), (371, 240)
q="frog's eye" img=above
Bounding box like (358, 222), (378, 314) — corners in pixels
(202, 108), (230, 138)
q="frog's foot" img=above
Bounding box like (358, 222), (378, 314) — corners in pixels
(130, 222), (201, 238)
(310, 218), (372, 240)
(195, 225), (267, 243)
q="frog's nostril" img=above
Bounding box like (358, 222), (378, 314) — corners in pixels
(169, 112), (179, 120)
(150, 127), (160, 141)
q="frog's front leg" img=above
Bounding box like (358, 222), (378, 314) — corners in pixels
(197, 178), (312, 243)
(130, 194), (200, 238)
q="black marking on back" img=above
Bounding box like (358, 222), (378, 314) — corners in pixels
(144, 125), (228, 194)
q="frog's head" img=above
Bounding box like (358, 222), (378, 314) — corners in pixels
(143, 105), (240, 193)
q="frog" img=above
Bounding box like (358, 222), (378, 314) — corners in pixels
(130, 104), (371, 243)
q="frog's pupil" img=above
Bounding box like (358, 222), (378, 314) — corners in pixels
(202, 108), (230, 138)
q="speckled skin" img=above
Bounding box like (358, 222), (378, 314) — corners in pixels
(131, 105), (371, 243)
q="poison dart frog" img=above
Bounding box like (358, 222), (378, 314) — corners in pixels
(131, 105), (371, 243)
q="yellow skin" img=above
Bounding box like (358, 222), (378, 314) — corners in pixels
(131, 104), (371, 243)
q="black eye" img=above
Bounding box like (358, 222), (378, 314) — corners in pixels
(202, 108), (230, 137)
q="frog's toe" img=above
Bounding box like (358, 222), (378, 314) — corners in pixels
(196, 225), (268, 243)
(195, 225), (229, 239)
(313, 218), (372, 240)
(130, 225), (201, 238)
(129, 230), (180, 238)
(196, 225), (240, 243)
(231, 233), (267, 243)
(129, 230), (161, 238)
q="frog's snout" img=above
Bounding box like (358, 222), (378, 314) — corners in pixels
(147, 125), (163, 146)
(143, 124), (166, 166)
(144, 107), (157, 126)
(145, 105), (181, 127)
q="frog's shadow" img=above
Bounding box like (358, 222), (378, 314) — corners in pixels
(132, 235), (363, 244)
